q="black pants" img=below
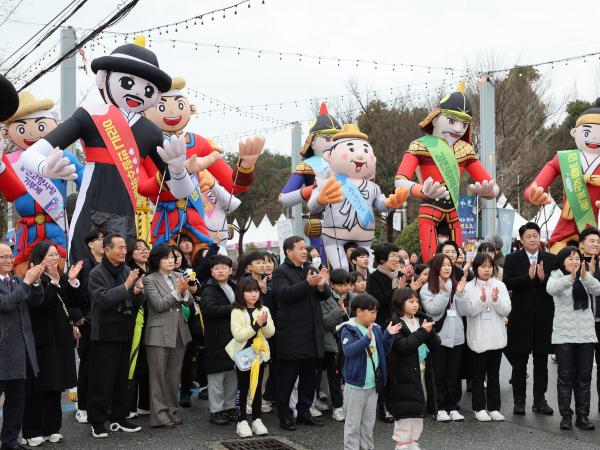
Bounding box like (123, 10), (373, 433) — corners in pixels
(263, 360), (278, 403)
(0, 379), (25, 447)
(87, 340), (130, 425)
(235, 365), (265, 422)
(432, 344), (463, 411)
(595, 322), (600, 406)
(22, 391), (62, 439)
(76, 322), (91, 410)
(471, 350), (502, 412)
(555, 343), (595, 417)
(321, 352), (343, 409)
(509, 352), (548, 404)
(276, 358), (319, 422)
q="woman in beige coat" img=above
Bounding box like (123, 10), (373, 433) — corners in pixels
(143, 244), (194, 428)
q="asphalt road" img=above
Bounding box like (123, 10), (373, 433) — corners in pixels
(2, 357), (600, 449)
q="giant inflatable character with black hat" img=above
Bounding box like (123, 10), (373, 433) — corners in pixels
(0, 91), (84, 274)
(19, 37), (195, 262)
(526, 98), (600, 252)
(279, 102), (341, 260)
(395, 81), (499, 262)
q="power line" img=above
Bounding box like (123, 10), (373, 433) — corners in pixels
(0, 0), (79, 69)
(2, 0), (89, 76)
(18, 0), (141, 90)
(0, 0), (25, 29)
(484, 50), (600, 75)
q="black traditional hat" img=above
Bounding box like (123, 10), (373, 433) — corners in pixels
(91, 36), (171, 93)
(419, 81), (473, 143)
(0, 74), (19, 123)
(300, 102), (342, 156)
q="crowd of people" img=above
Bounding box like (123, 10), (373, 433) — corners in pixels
(2, 222), (600, 450)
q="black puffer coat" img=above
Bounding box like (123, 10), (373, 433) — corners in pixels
(386, 313), (440, 420)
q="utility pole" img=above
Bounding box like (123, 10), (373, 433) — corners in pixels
(290, 122), (304, 238)
(479, 75), (497, 237)
(60, 26), (77, 195)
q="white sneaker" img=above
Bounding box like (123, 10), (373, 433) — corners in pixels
(314, 398), (329, 411)
(489, 410), (505, 421)
(21, 437), (45, 447)
(44, 433), (64, 443)
(436, 410), (451, 422)
(236, 420), (253, 438)
(309, 406), (322, 417)
(261, 400), (273, 413)
(475, 410), (492, 422)
(136, 408), (150, 416)
(251, 418), (269, 435)
(75, 409), (88, 424)
(332, 407), (345, 421)
(448, 410), (464, 421)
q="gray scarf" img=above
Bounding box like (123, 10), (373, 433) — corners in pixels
(376, 265), (399, 289)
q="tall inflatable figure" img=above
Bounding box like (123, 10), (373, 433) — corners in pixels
(18, 37), (195, 262)
(526, 99), (600, 252)
(144, 76), (263, 257)
(308, 124), (408, 270)
(395, 82), (498, 262)
(0, 92), (84, 274)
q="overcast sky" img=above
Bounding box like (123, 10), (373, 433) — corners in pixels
(1, 0), (600, 156)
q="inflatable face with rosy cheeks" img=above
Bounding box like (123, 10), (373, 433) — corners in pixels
(432, 113), (469, 147)
(4, 116), (58, 150)
(571, 122), (600, 154)
(98, 70), (160, 113)
(144, 94), (195, 133)
(323, 137), (377, 180)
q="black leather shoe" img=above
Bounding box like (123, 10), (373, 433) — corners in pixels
(296, 414), (324, 427)
(575, 415), (595, 430)
(532, 400), (554, 415)
(280, 418), (297, 431)
(513, 403), (526, 415)
(560, 415), (572, 430)
(179, 394), (191, 408)
(210, 412), (229, 425)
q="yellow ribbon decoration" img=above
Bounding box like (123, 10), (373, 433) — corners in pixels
(249, 324), (268, 402)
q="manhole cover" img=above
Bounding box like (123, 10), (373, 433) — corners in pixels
(220, 438), (296, 450)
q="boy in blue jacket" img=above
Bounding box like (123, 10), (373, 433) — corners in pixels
(337, 294), (401, 450)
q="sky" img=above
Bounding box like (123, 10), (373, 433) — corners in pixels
(1, 0), (600, 157)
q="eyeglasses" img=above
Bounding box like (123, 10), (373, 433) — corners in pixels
(0, 255), (15, 261)
(135, 247), (149, 253)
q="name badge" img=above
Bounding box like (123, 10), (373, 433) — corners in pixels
(447, 309), (457, 317)
(482, 311), (493, 321)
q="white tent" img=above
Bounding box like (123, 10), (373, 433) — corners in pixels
(530, 199), (562, 240)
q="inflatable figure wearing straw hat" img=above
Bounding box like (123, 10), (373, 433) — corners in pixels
(0, 92), (84, 275)
(144, 76), (263, 258)
(308, 124), (409, 270)
(18, 37), (195, 262)
(525, 98), (600, 253)
(279, 102), (341, 259)
(395, 81), (499, 262)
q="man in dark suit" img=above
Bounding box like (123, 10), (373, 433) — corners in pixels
(0, 243), (45, 450)
(503, 222), (556, 416)
(272, 236), (331, 431)
(87, 234), (144, 438)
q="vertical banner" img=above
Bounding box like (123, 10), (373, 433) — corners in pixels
(458, 195), (478, 243)
(496, 208), (516, 256)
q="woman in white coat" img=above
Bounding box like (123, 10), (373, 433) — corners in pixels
(546, 246), (600, 431)
(457, 253), (511, 422)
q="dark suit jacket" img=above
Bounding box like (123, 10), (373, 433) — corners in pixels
(88, 262), (142, 342)
(272, 259), (331, 360)
(0, 275), (44, 380)
(502, 249), (556, 354)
